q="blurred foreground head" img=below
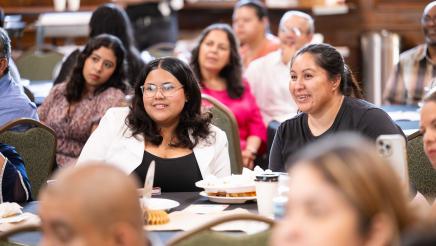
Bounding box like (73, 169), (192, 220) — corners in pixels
(421, 88), (436, 168)
(271, 133), (415, 246)
(39, 162), (147, 246)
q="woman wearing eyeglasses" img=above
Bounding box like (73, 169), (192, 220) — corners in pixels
(77, 57), (231, 192)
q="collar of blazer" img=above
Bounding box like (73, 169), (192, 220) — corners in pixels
(119, 127), (216, 177)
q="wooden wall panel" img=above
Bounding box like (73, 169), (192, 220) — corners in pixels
(1, 0), (432, 82)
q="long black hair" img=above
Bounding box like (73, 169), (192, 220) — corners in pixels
(65, 34), (128, 103)
(126, 57), (212, 149)
(291, 43), (363, 99)
(190, 23), (244, 99)
(89, 3), (145, 86)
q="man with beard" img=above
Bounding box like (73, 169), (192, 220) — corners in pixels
(384, 1), (436, 105)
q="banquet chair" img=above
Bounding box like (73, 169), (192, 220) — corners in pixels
(201, 94), (243, 174)
(0, 224), (40, 246)
(167, 213), (275, 246)
(0, 118), (56, 198)
(407, 130), (436, 200)
(15, 46), (63, 81)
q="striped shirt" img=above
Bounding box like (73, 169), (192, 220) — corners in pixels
(383, 44), (436, 105)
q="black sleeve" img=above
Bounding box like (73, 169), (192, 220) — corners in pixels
(359, 108), (405, 140)
(269, 125), (285, 172)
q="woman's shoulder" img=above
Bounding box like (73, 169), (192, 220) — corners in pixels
(344, 97), (378, 110)
(196, 123), (227, 147)
(209, 124), (226, 136)
(344, 97), (388, 116)
(52, 82), (67, 92)
(96, 87), (127, 105)
(281, 113), (305, 128)
(274, 113), (306, 137)
(104, 107), (130, 118)
(98, 107), (131, 132)
(47, 83), (67, 99)
(99, 87), (126, 97)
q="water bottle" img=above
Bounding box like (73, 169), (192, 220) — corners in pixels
(273, 174), (289, 219)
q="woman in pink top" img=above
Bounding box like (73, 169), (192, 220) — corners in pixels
(38, 35), (129, 167)
(190, 23), (266, 169)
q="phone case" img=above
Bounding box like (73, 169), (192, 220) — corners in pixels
(376, 134), (409, 184)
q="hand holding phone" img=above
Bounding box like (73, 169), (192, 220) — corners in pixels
(376, 134), (409, 185)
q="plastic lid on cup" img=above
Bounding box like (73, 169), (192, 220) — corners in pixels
(255, 173), (279, 182)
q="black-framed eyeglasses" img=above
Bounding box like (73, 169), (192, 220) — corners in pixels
(140, 83), (184, 97)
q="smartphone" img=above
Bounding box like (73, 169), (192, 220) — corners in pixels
(376, 134), (409, 185)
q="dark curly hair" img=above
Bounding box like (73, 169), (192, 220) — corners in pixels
(65, 34), (128, 103)
(291, 43), (363, 99)
(126, 57), (212, 149)
(190, 23), (244, 99)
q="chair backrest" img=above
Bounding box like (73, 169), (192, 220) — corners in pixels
(407, 131), (436, 200)
(0, 118), (56, 198)
(0, 224), (40, 246)
(15, 46), (63, 81)
(202, 94), (243, 174)
(167, 213), (275, 246)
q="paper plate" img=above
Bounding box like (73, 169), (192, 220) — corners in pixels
(141, 198), (180, 211)
(195, 175), (255, 193)
(200, 191), (256, 204)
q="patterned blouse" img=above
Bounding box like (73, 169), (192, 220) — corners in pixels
(38, 83), (126, 167)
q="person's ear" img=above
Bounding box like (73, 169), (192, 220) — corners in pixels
(111, 222), (143, 246)
(262, 17), (269, 30)
(330, 75), (341, 91)
(0, 58), (7, 75)
(363, 213), (395, 246)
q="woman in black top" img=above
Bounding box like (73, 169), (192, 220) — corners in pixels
(269, 43), (403, 172)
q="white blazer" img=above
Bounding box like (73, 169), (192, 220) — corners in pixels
(77, 107), (231, 178)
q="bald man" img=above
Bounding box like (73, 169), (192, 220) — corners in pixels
(39, 163), (147, 246)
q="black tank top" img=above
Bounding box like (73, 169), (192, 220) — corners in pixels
(132, 150), (202, 192)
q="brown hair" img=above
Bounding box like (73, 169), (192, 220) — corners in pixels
(290, 133), (415, 244)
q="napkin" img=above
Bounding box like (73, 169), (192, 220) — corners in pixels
(0, 212), (33, 224)
(183, 204), (229, 214)
(0, 203), (22, 218)
(0, 213), (40, 232)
